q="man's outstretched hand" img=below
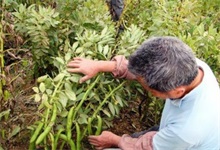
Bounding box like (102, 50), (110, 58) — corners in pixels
(88, 131), (121, 150)
(67, 57), (100, 83)
(88, 130), (157, 150)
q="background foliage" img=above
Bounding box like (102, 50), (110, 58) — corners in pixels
(0, 0), (220, 149)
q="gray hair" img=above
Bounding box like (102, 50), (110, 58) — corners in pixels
(128, 36), (198, 92)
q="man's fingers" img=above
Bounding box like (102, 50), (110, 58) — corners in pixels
(88, 136), (102, 147)
(141, 131), (156, 150)
(134, 138), (142, 150)
(80, 76), (91, 83)
(73, 57), (83, 61)
(142, 137), (151, 150)
(88, 135), (100, 141)
(95, 146), (104, 150)
(89, 141), (100, 146)
(67, 68), (81, 73)
(88, 135), (99, 139)
(88, 137), (99, 143)
(67, 61), (81, 67)
(67, 68), (91, 83)
(149, 137), (153, 150)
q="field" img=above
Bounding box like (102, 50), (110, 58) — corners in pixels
(0, 0), (220, 149)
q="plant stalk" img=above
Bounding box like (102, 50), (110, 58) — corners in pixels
(0, 0), (6, 100)
(72, 75), (101, 120)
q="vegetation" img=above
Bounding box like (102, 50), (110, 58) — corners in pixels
(0, 0), (219, 149)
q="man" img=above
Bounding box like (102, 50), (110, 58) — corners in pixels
(107, 0), (124, 35)
(108, 0), (124, 21)
(67, 36), (220, 150)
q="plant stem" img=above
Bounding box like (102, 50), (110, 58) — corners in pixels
(60, 134), (76, 150)
(44, 77), (64, 128)
(81, 81), (126, 138)
(0, 0), (6, 100)
(92, 81), (126, 118)
(72, 75), (101, 120)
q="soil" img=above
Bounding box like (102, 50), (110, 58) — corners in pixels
(109, 100), (149, 136)
(0, 79), (38, 150)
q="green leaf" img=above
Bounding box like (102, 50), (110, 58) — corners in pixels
(78, 114), (88, 124)
(37, 75), (48, 82)
(59, 110), (68, 117)
(64, 82), (72, 91)
(42, 96), (52, 109)
(75, 47), (83, 54)
(65, 89), (76, 101)
(34, 94), (41, 102)
(42, 94), (48, 101)
(72, 42), (79, 50)
(69, 75), (81, 83)
(98, 44), (103, 53)
(0, 109), (10, 121)
(108, 103), (115, 116)
(59, 92), (68, 108)
(197, 23), (204, 35)
(3, 90), (11, 101)
(76, 88), (84, 95)
(115, 95), (123, 107)
(55, 57), (65, 65)
(101, 26), (108, 37)
(103, 45), (109, 56)
(76, 92), (85, 101)
(86, 50), (93, 55)
(46, 89), (53, 95)
(54, 73), (65, 82)
(32, 87), (39, 93)
(39, 83), (46, 93)
(102, 109), (111, 117)
(83, 42), (93, 48)
(8, 126), (21, 139)
(65, 52), (72, 62)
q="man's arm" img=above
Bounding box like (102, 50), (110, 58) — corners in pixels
(67, 56), (136, 83)
(88, 130), (157, 150)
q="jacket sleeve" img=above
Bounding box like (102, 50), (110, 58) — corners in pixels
(118, 133), (155, 150)
(118, 134), (138, 149)
(111, 55), (136, 80)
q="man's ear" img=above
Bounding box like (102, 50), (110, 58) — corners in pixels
(175, 87), (186, 97)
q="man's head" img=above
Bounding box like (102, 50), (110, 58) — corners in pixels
(128, 36), (198, 99)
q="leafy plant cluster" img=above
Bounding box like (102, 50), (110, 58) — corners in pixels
(13, 4), (60, 72)
(9, 0), (147, 149)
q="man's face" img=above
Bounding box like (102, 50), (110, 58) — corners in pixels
(136, 77), (180, 99)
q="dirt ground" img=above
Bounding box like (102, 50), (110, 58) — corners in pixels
(0, 79), (37, 150)
(109, 101), (149, 136)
